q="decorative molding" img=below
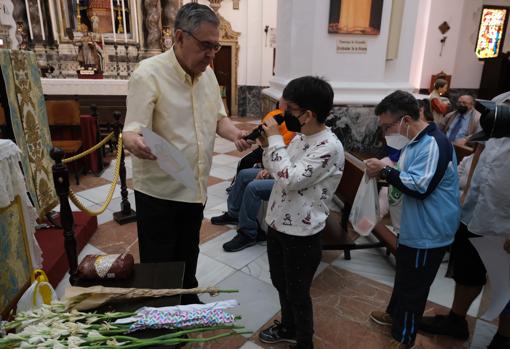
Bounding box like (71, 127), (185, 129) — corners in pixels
(218, 14), (240, 115)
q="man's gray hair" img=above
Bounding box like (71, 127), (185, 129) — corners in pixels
(174, 3), (219, 34)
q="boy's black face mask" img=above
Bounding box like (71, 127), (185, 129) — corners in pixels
(284, 110), (306, 132)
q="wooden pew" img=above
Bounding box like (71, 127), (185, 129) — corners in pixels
(321, 152), (397, 259)
(454, 143), (474, 162)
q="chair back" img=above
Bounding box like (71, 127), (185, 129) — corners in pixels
(454, 143), (474, 162)
(335, 152), (366, 207)
(46, 100), (81, 126)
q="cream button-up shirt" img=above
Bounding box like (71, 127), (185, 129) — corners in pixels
(123, 49), (226, 204)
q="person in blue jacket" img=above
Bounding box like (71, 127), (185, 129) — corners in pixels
(364, 90), (461, 349)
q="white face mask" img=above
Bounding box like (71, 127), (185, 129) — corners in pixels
(385, 134), (409, 150)
(384, 118), (409, 150)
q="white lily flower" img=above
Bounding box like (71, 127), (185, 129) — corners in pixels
(87, 330), (106, 340)
(67, 335), (85, 348)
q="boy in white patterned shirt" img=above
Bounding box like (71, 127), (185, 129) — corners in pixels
(257, 76), (345, 349)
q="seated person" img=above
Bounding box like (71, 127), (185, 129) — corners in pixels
(440, 95), (481, 145)
(213, 167), (274, 252)
(429, 78), (450, 124)
(213, 105), (296, 252)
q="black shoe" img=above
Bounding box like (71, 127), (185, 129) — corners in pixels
(488, 332), (510, 349)
(211, 212), (238, 225)
(419, 314), (469, 340)
(259, 320), (297, 344)
(223, 231), (256, 252)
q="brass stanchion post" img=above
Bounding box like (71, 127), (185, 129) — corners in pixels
(112, 111), (137, 224)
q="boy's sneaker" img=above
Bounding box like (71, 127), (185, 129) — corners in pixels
(419, 314), (469, 340)
(370, 310), (393, 326)
(211, 212), (238, 225)
(259, 320), (297, 344)
(488, 332), (510, 349)
(223, 231), (256, 252)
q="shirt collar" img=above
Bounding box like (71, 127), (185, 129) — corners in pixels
(409, 122), (436, 144)
(169, 47), (201, 85)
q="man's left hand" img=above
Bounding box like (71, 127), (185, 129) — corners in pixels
(234, 130), (253, 152)
(504, 239), (510, 254)
(365, 158), (387, 178)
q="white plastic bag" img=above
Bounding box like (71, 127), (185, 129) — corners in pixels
(17, 269), (58, 312)
(349, 172), (380, 236)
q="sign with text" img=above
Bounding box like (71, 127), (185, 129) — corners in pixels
(336, 39), (368, 54)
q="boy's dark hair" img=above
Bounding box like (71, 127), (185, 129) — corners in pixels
(418, 98), (433, 122)
(282, 76), (334, 123)
(434, 78), (448, 90)
(375, 90), (420, 121)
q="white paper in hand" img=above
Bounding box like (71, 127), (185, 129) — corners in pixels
(141, 127), (197, 192)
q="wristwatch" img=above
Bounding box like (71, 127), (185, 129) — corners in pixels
(379, 166), (392, 180)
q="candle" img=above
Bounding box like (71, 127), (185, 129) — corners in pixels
(121, 0), (127, 43)
(110, 0), (116, 42)
(48, 0), (59, 44)
(24, 0), (33, 40)
(132, 0), (139, 42)
(36, 0), (45, 41)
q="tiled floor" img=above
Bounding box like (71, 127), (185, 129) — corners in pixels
(57, 117), (497, 348)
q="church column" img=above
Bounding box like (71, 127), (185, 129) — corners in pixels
(143, 0), (162, 55)
(26, 0), (43, 43)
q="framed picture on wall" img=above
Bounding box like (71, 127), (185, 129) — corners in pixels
(475, 6), (509, 59)
(328, 0), (384, 35)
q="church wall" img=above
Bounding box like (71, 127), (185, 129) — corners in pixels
(451, 0), (510, 90)
(418, 0), (466, 90)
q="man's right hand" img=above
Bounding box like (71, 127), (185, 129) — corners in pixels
(122, 131), (157, 160)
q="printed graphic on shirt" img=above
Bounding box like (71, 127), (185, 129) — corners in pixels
(320, 154), (331, 168)
(297, 187), (308, 196)
(281, 189), (287, 202)
(283, 214), (292, 225)
(303, 143), (310, 151)
(388, 163), (403, 206)
(302, 212), (312, 225)
(320, 188), (328, 200)
(271, 201), (276, 211)
(277, 168), (289, 179)
(316, 140), (329, 148)
(303, 165), (313, 177)
(271, 152), (282, 161)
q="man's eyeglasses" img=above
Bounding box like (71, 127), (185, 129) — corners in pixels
(183, 30), (221, 53)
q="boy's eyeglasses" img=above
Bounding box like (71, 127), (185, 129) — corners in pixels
(381, 114), (407, 133)
(183, 30), (222, 53)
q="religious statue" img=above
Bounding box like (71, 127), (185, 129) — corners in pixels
(90, 14), (100, 33)
(87, 0), (115, 34)
(160, 27), (173, 51)
(74, 24), (104, 78)
(15, 22), (29, 50)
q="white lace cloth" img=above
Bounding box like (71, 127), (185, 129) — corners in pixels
(0, 139), (43, 268)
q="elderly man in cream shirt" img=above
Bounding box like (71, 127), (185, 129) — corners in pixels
(123, 3), (251, 304)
